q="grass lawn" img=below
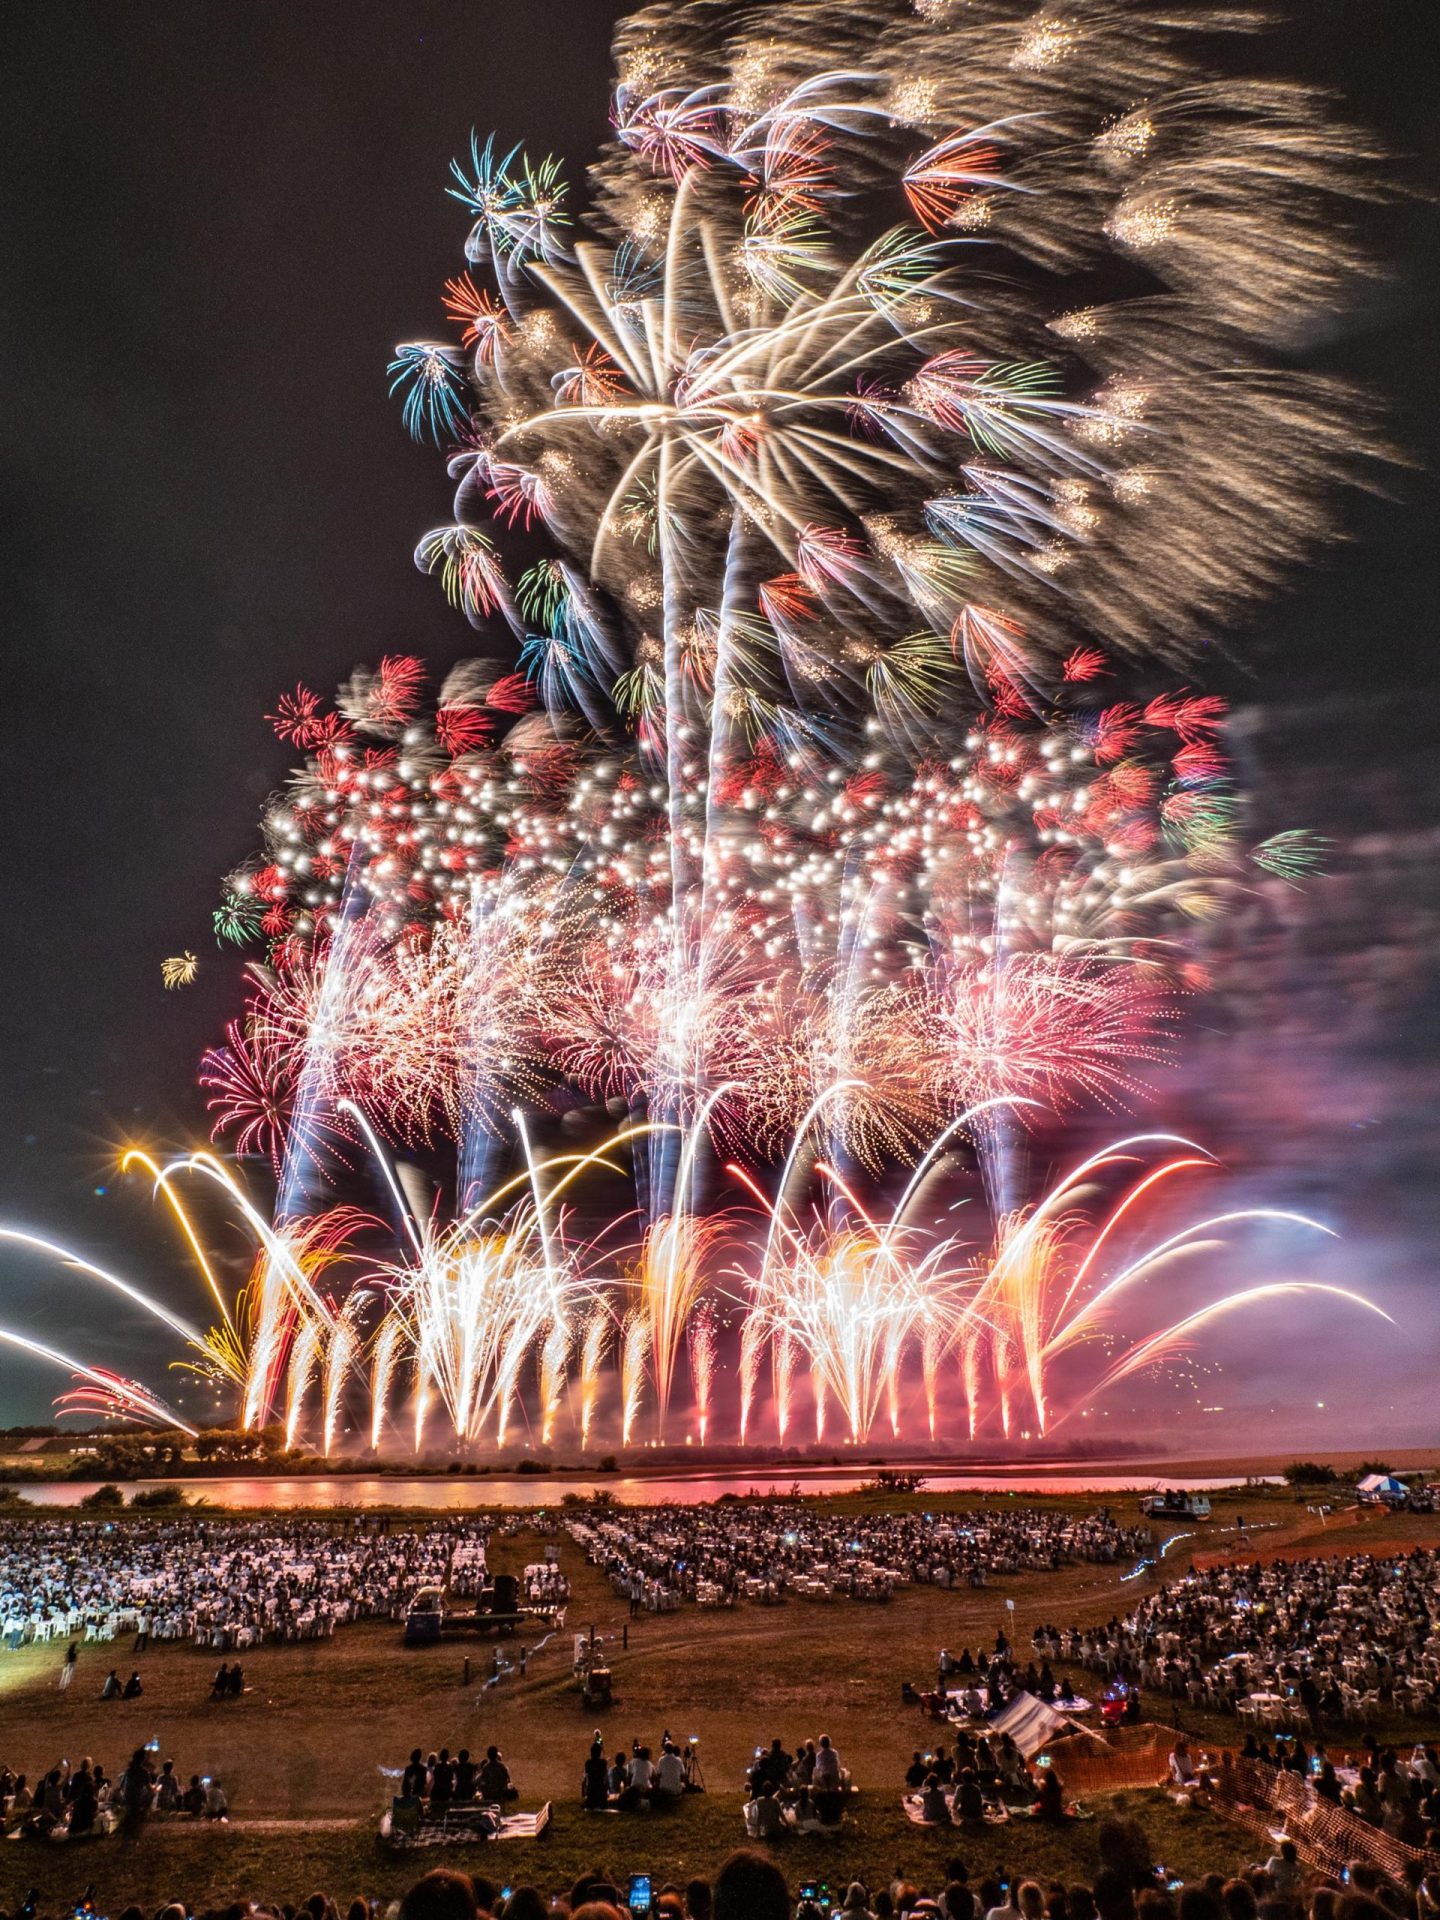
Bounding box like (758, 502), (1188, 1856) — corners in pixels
(0, 1484), (1429, 1910)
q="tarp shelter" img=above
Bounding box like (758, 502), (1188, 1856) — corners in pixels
(1356, 1473), (1408, 1505)
(991, 1690), (1071, 1758)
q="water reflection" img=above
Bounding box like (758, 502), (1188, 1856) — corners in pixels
(9, 1468), (1273, 1510)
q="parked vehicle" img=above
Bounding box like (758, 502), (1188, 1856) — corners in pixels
(1139, 1488), (1212, 1521)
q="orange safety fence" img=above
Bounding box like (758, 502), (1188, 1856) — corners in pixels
(1210, 1758), (1440, 1881)
(1044, 1727), (1172, 1795)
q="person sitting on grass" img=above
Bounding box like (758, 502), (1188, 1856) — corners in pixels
(155, 1759), (181, 1812)
(204, 1775), (228, 1820)
(748, 1777), (784, 1839)
(454, 1747), (477, 1803)
(182, 1772), (205, 1816)
(955, 1768), (986, 1824)
(920, 1771), (953, 1824)
(620, 1743), (653, 1811)
(813, 1734), (843, 1789)
(1034, 1766), (1066, 1823)
(478, 1744), (517, 1804)
(654, 1739), (686, 1803)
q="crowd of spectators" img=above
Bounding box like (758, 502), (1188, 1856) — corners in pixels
(27, 1844), (1439, 1920)
(742, 1731), (852, 1835)
(0, 1745), (230, 1837)
(899, 1722), (1068, 1828)
(1040, 1549), (1440, 1726)
(395, 1745), (520, 1814)
(1212, 1732), (1440, 1851)
(567, 1506), (1148, 1611)
(0, 1519), (491, 1649)
(581, 1731), (699, 1811)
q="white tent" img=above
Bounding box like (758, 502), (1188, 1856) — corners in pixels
(990, 1690), (1071, 1758)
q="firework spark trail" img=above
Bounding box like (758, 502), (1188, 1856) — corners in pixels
(539, 1318), (573, 1447)
(323, 1295), (367, 1459)
(369, 1317), (406, 1450)
(621, 1313), (651, 1445)
(2, 1116), (1399, 1449)
(285, 1318), (323, 1451)
(580, 1307), (611, 1448)
(738, 1310), (766, 1444)
(688, 1311), (717, 1443)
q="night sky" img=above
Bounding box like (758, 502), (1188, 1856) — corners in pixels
(0, 2), (1436, 1437)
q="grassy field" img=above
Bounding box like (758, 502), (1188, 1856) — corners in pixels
(0, 1484), (1431, 1911)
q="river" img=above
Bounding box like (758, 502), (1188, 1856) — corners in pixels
(5, 1466), (1274, 1509)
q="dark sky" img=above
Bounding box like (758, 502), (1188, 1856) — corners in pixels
(0, 2), (1436, 1434)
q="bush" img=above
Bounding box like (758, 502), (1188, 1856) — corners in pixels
(598, 1454), (619, 1473)
(1358, 1459), (1393, 1477)
(129, 1484), (188, 1509)
(1282, 1461), (1338, 1487)
(78, 1483), (125, 1510)
(515, 1458), (553, 1475)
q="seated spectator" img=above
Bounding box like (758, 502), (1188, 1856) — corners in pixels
(398, 1869), (479, 1920)
(478, 1744), (516, 1803)
(813, 1735), (842, 1789)
(714, 1849), (791, 1920)
(920, 1772), (953, 1823)
(685, 1877), (713, 1920)
(500, 1890), (548, 1920)
(122, 1670), (143, 1698)
(454, 1748), (477, 1803)
(955, 1770), (986, 1824)
(1262, 1844), (1302, 1900)
(748, 1779), (784, 1839)
(1035, 1768), (1066, 1823)
(621, 1744), (653, 1811)
(654, 1740), (686, 1802)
